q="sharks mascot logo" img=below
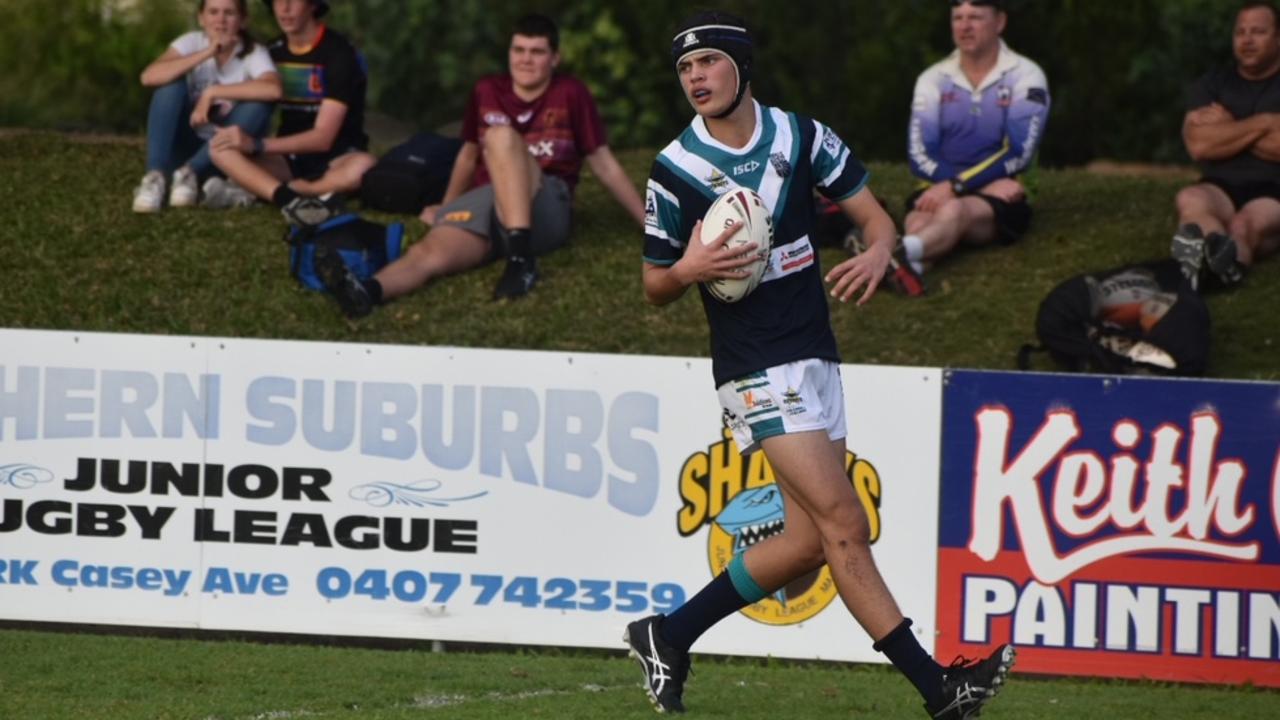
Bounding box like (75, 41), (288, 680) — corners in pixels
(677, 428), (884, 625)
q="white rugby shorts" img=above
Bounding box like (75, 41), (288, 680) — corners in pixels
(716, 358), (847, 455)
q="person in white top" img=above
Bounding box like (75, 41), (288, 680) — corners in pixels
(134, 0), (281, 213)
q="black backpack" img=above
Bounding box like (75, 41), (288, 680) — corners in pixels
(1018, 260), (1211, 376)
(285, 213), (404, 291)
(359, 132), (463, 214)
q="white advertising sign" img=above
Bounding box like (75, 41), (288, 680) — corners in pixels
(0, 329), (940, 662)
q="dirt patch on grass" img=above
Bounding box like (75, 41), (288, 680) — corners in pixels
(1085, 160), (1197, 180)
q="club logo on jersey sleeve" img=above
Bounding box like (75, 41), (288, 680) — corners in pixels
(676, 428), (885, 625)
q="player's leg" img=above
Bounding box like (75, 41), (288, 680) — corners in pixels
(625, 460), (825, 714)
(765, 430), (1013, 720)
(761, 431), (904, 636)
(289, 150), (377, 197)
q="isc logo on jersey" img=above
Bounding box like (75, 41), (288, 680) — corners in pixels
(700, 188), (773, 303)
(676, 428), (886, 625)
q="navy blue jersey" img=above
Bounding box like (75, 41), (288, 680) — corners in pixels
(644, 101), (869, 387)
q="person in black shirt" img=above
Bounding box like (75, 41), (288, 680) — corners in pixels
(1172, 1), (1280, 288)
(210, 0), (375, 226)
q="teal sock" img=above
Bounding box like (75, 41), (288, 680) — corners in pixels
(661, 554), (765, 652)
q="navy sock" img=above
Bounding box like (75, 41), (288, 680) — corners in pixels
(660, 571), (751, 652)
(873, 618), (944, 707)
(362, 278), (384, 305)
(272, 184), (299, 208)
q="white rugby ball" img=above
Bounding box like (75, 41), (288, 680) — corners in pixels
(699, 188), (773, 303)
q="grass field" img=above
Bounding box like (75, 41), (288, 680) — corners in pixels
(1, 626), (1277, 719)
(1, 131), (1278, 718)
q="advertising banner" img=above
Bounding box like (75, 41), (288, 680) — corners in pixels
(938, 370), (1280, 686)
(1, 329), (942, 663)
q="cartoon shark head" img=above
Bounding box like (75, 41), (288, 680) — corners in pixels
(714, 486), (785, 554)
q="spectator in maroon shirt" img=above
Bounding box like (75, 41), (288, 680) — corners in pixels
(317, 14), (645, 317)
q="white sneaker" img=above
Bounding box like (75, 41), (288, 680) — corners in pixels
(201, 176), (258, 209)
(169, 166), (199, 207)
(132, 170), (166, 213)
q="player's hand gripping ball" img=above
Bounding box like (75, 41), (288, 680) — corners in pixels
(699, 188), (773, 303)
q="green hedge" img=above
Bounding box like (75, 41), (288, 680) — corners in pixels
(0, 0), (1240, 164)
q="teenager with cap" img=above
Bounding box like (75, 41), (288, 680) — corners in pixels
(849, 0), (1049, 294)
(316, 13), (644, 313)
(624, 11), (1015, 718)
(132, 0), (279, 213)
(1171, 1), (1280, 290)
(208, 0), (376, 225)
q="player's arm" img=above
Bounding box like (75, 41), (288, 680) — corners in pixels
(586, 145), (645, 227)
(825, 187), (894, 305)
(642, 220), (751, 306)
(1182, 104), (1272, 161)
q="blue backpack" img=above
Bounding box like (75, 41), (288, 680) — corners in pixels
(286, 213), (404, 291)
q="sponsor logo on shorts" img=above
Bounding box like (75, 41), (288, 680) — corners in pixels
(443, 210), (473, 223)
(676, 428), (886, 625)
(782, 388), (807, 416)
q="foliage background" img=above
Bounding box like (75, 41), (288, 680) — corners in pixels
(0, 0), (1241, 164)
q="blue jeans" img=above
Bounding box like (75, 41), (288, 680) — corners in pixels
(145, 80), (273, 178)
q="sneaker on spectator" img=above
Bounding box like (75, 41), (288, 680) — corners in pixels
(315, 245), (374, 319)
(844, 228), (925, 297)
(1204, 232), (1245, 288)
(169, 166), (199, 208)
(492, 256), (539, 300)
(1170, 222), (1206, 291)
(281, 192), (343, 228)
(200, 177), (258, 209)
(132, 170), (166, 214)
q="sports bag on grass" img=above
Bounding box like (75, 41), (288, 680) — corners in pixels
(1017, 259), (1210, 376)
(285, 213), (404, 291)
(359, 132), (463, 214)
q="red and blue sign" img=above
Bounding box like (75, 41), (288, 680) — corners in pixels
(937, 370), (1280, 686)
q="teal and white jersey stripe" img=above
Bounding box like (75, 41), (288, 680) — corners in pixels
(643, 101), (869, 387)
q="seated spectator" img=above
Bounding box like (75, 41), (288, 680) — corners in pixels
(852, 0), (1049, 295)
(133, 0), (279, 213)
(209, 0), (375, 225)
(317, 13), (645, 316)
(1172, 1), (1280, 290)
